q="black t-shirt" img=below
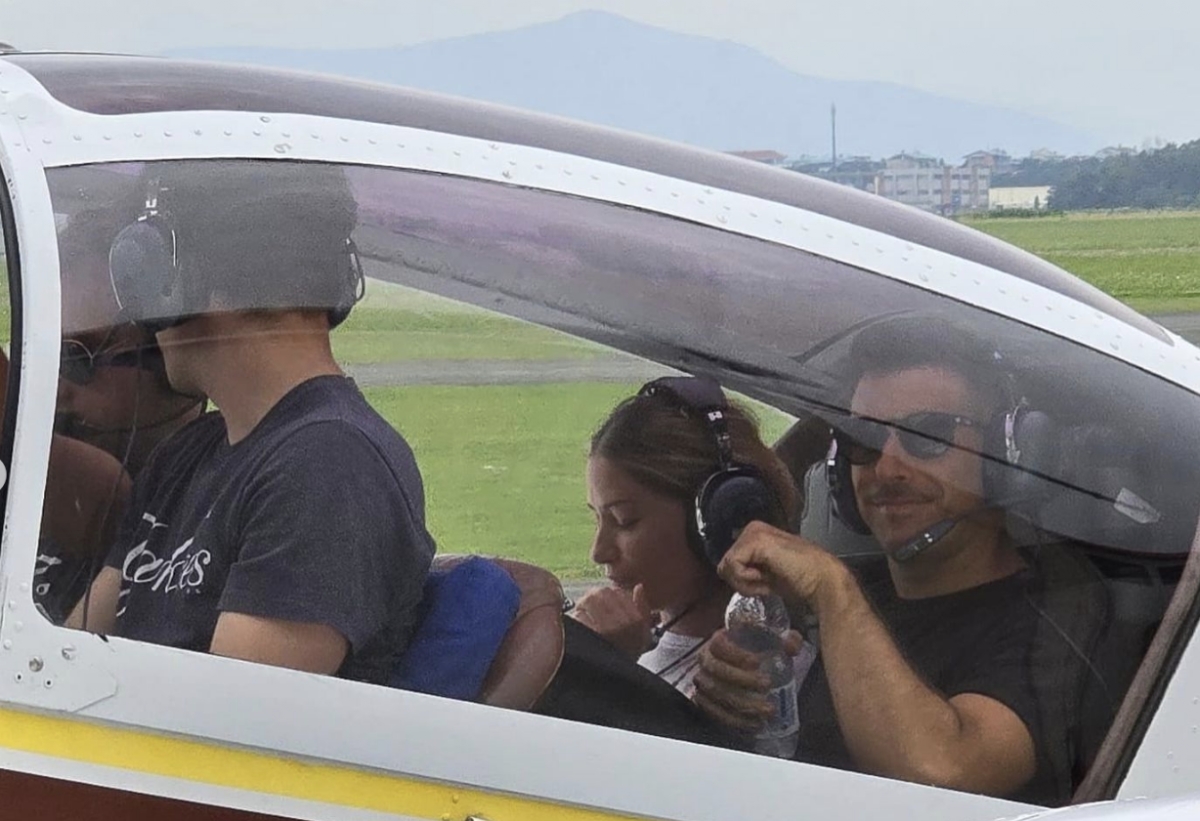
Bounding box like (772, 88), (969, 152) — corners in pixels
(795, 557), (1058, 805)
(104, 376), (436, 684)
(35, 538), (93, 625)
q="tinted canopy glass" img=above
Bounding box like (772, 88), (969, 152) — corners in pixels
(44, 158), (1200, 806)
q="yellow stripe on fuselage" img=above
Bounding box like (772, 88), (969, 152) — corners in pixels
(0, 706), (639, 821)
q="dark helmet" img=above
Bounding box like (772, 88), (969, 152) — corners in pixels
(109, 159), (363, 330)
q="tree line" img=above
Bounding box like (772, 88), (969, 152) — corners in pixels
(994, 141), (1200, 210)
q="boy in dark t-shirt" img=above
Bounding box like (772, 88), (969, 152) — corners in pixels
(104, 376), (434, 684)
(67, 160), (436, 683)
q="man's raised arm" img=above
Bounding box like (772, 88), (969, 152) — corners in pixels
(695, 521), (1036, 796)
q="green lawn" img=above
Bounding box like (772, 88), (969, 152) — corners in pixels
(964, 211), (1200, 314)
(332, 281), (605, 364)
(334, 307), (605, 363)
(365, 382), (795, 579)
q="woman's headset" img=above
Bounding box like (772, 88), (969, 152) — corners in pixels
(637, 376), (786, 568)
(109, 176), (365, 333)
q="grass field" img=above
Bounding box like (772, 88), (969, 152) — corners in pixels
(367, 382), (635, 580)
(963, 211), (1200, 314)
(332, 280), (605, 364)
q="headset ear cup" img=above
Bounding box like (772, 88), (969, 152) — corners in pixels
(826, 440), (872, 535)
(109, 216), (184, 329)
(982, 402), (1030, 502)
(982, 409), (1009, 503)
(694, 468), (783, 567)
(328, 238), (365, 329)
(985, 407), (1056, 510)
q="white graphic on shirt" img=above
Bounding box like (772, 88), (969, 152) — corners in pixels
(33, 553), (62, 598)
(116, 512), (212, 617)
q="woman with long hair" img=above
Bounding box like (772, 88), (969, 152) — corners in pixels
(571, 377), (799, 696)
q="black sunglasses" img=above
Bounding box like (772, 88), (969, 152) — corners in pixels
(60, 338), (159, 386)
(834, 412), (980, 466)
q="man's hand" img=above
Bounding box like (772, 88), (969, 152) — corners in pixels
(570, 583), (656, 658)
(717, 521), (850, 611)
(693, 627), (804, 732)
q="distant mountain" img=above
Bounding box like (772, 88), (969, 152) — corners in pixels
(168, 11), (1097, 161)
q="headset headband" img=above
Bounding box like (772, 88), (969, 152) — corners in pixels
(637, 376), (734, 469)
(637, 375), (784, 567)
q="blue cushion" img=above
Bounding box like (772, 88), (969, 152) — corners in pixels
(390, 556), (521, 700)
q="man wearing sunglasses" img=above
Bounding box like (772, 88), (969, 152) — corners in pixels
(693, 317), (1064, 805)
(66, 161), (436, 686)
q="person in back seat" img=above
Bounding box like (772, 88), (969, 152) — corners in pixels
(0, 348), (133, 623)
(571, 377), (800, 696)
(693, 317), (1085, 806)
(67, 160), (436, 683)
(56, 209), (204, 477)
(44, 212), (202, 621)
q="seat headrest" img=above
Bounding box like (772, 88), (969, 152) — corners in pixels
(390, 555), (520, 700)
(478, 558), (566, 710)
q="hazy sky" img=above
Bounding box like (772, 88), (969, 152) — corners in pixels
(4, 0), (1198, 145)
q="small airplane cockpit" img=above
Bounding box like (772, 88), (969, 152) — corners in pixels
(1, 52), (1199, 821)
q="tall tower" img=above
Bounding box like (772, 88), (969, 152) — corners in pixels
(831, 104), (838, 172)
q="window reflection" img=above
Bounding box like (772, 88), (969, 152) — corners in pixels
(39, 158), (1199, 806)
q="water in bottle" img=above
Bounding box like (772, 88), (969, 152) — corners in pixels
(725, 592), (800, 758)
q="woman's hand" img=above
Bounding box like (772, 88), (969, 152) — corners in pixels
(570, 583), (656, 658)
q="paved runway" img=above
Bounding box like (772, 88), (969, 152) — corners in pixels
(1152, 313), (1200, 346)
(345, 356), (665, 388)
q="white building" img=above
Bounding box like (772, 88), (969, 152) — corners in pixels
(989, 185), (1053, 211)
(874, 153), (990, 214)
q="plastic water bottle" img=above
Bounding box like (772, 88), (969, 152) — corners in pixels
(725, 592), (800, 758)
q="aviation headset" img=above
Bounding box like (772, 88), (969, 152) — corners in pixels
(108, 168), (365, 333)
(826, 342), (1051, 537)
(637, 376), (787, 568)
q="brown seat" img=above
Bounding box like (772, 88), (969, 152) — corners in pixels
(479, 558), (566, 710)
(428, 555), (565, 711)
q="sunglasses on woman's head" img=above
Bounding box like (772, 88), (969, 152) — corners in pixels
(60, 339), (157, 386)
(834, 412), (981, 466)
